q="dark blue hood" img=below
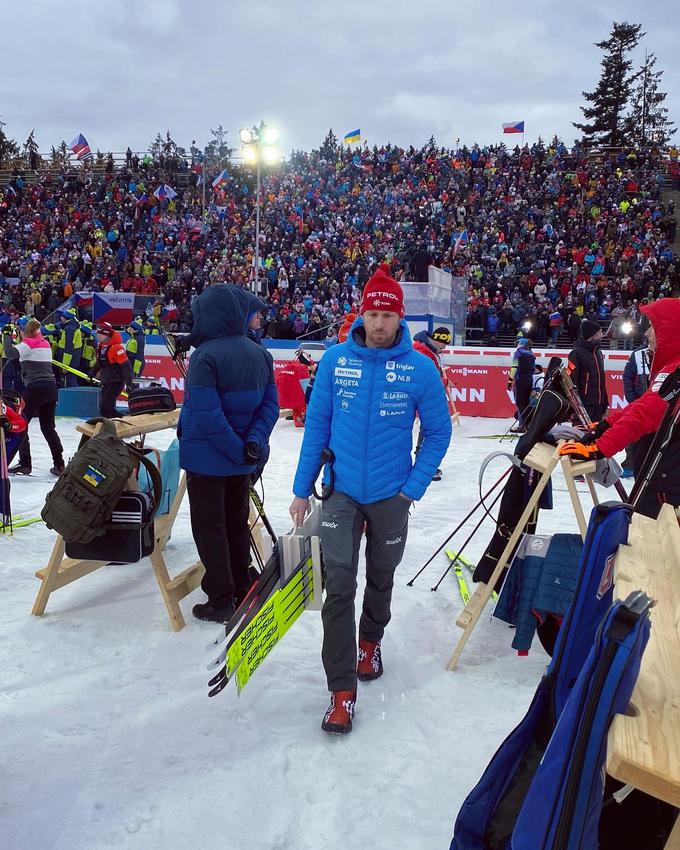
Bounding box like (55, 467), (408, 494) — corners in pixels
(189, 283), (266, 346)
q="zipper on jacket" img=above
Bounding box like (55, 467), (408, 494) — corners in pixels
(550, 640), (619, 850)
(594, 353), (603, 406)
(363, 351), (377, 503)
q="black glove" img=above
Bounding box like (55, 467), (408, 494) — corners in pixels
(245, 442), (261, 464)
(581, 419), (610, 444)
(0, 415), (10, 432)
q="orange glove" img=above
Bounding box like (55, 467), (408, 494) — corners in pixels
(558, 441), (604, 461)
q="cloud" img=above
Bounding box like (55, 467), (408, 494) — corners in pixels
(0, 0), (677, 154)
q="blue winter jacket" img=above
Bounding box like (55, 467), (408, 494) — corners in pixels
(178, 284), (279, 477)
(293, 318), (452, 503)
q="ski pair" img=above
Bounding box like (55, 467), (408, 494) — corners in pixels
(445, 549), (498, 606)
(206, 543), (316, 696)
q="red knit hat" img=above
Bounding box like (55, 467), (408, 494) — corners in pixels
(360, 264), (404, 318)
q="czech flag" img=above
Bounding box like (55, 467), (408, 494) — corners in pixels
(75, 292), (93, 307)
(153, 184), (177, 201)
(343, 129), (361, 144)
(502, 121), (525, 134)
(162, 304), (178, 320)
(453, 229), (469, 256)
(70, 133), (93, 161)
(212, 168), (229, 190)
(92, 292), (135, 325)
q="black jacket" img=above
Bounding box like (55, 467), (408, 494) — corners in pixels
(567, 339), (608, 420)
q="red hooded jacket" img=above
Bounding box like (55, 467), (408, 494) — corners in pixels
(598, 299), (680, 458)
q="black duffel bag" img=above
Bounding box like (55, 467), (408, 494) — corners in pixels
(127, 383), (176, 416)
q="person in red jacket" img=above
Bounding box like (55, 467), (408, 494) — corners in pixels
(90, 322), (134, 419)
(337, 312), (356, 344)
(560, 299), (680, 518)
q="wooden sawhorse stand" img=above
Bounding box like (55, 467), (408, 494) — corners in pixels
(607, 504), (680, 848)
(447, 441), (599, 670)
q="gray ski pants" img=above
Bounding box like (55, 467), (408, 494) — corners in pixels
(319, 490), (411, 691)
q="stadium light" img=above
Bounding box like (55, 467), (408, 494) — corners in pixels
(239, 122), (281, 295)
(262, 145), (280, 165)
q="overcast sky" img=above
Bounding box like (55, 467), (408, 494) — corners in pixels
(2, 0), (678, 157)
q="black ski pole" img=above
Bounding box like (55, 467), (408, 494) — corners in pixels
(406, 466), (511, 586)
(430, 486), (504, 591)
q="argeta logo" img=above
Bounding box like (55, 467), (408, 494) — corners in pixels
(386, 372), (397, 383)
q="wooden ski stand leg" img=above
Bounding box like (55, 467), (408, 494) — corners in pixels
(447, 441), (598, 671)
(608, 504), (680, 847)
(32, 411), (201, 632)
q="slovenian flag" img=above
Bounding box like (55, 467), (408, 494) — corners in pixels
(70, 133), (93, 161)
(212, 168), (229, 190)
(153, 184), (177, 201)
(502, 121), (525, 134)
(343, 129), (361, 144)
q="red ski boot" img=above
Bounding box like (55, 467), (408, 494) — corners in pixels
(357, 639), (383, 681)
(321, 690), (356, 734)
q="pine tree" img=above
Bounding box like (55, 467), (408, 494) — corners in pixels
(0, 117), (19, 167)
(629, 51), (677, 147)
(318, 129), (338, 160)
(573, 21), (645, 148)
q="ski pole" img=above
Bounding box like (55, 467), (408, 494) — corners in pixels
(406, 465), (512, 586)
(52, 360), (129, 400)
(430, 486), (505, 592)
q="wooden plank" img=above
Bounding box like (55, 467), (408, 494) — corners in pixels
(76, 409), (179, 439)
(31, 536), (66, 615)
(165, 563), (205, 602)
(607, 505), (680, 808)
(35, 557), (109, 588)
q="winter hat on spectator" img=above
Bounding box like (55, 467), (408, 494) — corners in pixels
(360, 264), (404, 317)
(432, 326), (452, 344)
(580, 319), (601, 340)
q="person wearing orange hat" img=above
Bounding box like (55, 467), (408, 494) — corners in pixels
(289, 263), (452, 734)
(337, 311), (357, 343)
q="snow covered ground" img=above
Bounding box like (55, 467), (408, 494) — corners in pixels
(0, 415), (624, 850)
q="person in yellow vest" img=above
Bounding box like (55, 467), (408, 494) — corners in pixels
(54, 307), (83, 387)
(125, 317), (146, 378)
(80, 320), (98, 376)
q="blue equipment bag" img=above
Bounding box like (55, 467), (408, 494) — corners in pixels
(512, 590), (653, 850)
(450, 502), (633, 850)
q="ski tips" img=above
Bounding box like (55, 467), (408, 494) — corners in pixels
(206, 646), (227, 671)
(205, 628), (228, 652)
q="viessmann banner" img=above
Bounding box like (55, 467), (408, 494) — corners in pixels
(143, 341), (630, 418)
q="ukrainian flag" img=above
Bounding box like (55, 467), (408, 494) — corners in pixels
(343, 129), (361, 144)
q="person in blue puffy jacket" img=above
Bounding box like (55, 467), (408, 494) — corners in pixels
(179, 284), (279, 624)
(289, 265), (452, 734)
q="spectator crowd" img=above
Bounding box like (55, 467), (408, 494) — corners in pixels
(0, 136), (678, 347)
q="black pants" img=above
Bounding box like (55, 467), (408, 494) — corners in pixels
(186, 472), (252, 608)
(514, 377), (532, 426)
(18, 383), (64, 468)
(319, 490), (410, 691)
(100, 380), (124, 419)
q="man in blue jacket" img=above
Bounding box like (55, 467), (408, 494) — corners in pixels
(179, 284), (279, 623)
(289, 265), (452, 734)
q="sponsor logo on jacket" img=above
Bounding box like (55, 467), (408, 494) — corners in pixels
(335, 367), (362, 378)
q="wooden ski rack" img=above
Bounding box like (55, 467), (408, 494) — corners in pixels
(607, 504), (680, 848)
(31, 411), (269, 632)
(447, 440), (599, 671)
